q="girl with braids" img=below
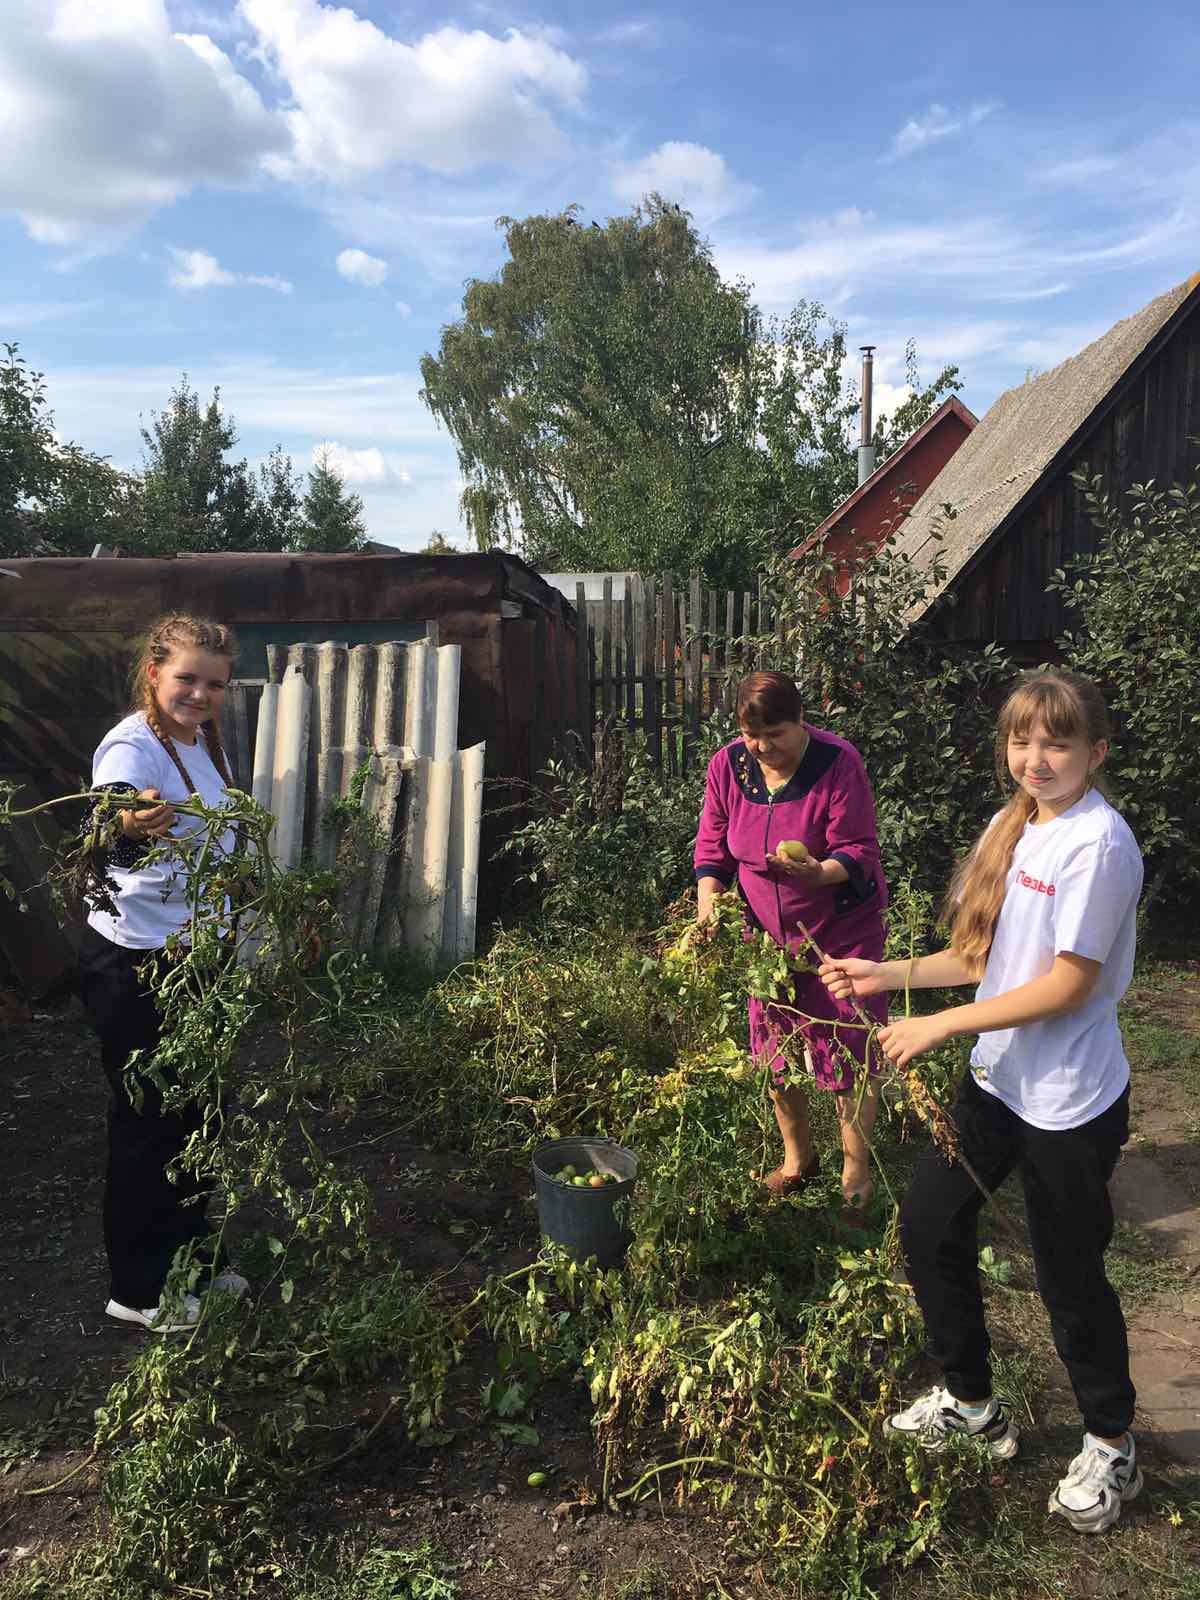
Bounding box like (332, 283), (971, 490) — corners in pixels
(78, 614), (248, 1332)
(821, 670), (1144, 1534)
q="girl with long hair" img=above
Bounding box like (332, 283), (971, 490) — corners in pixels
(77, 614), (248, 1332)
(694, 671), (888, 1208)
(820, 669), (1143, 1534)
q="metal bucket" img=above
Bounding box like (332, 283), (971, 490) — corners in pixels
(532, 1136), (638, 1267)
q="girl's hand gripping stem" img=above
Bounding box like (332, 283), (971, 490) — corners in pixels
(818, 957), (890, 1000)
(876, 1014), (955, 1069)
(121, 788), (176, 841)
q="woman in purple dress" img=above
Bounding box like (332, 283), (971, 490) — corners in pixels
(693, 672), (888, 1206)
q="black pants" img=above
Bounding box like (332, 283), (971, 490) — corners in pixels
(77, 923), (216, 1307)
(900, 1069), (1134, 1439)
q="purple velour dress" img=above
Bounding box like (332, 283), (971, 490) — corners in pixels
(693, 729), (888, 1091)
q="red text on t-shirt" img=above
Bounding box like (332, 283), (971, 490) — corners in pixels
(1017, 870), (1055, 897)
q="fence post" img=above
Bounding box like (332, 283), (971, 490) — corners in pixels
(643, 576), (660, 769)
(684, 572), (702, 769)
(724, 590), (737, 710)
(575, 582), (593, 765)
(630, 576), (640, 726)
(662, 572), (676, 774)
(600, 577), (613, 721)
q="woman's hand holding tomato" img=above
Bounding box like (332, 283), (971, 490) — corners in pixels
(766, 849), (826, 886)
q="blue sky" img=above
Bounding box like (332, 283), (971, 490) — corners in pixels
(3, 0), (1199, 549)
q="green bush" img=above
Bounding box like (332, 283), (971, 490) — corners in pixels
(498, 718), (728, 932)
(1054, 470), (1200, 914)
(769, 540), (1012, 907)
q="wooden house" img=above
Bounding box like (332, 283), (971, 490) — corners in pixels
(788, 396), (978, 587)
(891, 272), (1200, 654)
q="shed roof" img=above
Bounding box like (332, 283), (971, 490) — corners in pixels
(892, 272), (1200, 619)
(0, 549), (573, 630)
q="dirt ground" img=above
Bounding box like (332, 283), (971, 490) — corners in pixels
(3, 969), (1200, 1596)
(0, 994), (747, 1597)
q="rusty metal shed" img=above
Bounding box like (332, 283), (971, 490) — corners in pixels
(0, 550), (582, 992)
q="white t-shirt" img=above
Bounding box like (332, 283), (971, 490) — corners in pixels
(969, 788), (1143, 1131)
(87, 712), (236, 950)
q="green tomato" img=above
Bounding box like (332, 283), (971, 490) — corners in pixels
(777, 839), (811, 863)
(572, 1175), (590, 1187)
(527, 1471), (548, 1488)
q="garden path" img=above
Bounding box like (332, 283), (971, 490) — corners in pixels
(1113, 967), (1200, 1464)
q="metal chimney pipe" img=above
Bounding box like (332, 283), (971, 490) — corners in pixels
(857, 344), (876, 486)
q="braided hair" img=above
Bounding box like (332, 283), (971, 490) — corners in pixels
(132, 614), (237, 791)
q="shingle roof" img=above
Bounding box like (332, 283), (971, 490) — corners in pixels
(892, 273), (1200, 619)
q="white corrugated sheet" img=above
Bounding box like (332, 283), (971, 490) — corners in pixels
(249, 640), (484, 965)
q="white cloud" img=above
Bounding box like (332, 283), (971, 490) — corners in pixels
(0, 0), (286, 242)
(241, 0), (588, 180)
(313, 441), (391, 481)
(168, 248), (236, 289)
(887, 104), (960, 161)
(715, 204), (1194, 309)
(611, 141), (753, 219)
(1040, 156), (1123, 188)
(594, 19), (659, 46)
(0, 2), (588, 244)
(168, 247), (292, 292)
(395, 300), (413, 317)
(50, 359), (440, 445)
(49, 359), (453, 546)
(884, 99), (1000, 163)
(968, 99), (1002, 126)
(165, 2), (251, 38)
(336, 247), (389, 287)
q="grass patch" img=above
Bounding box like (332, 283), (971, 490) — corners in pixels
(1123, 1020), (1200, 1082)
(1105, 1219), (1181, 1306)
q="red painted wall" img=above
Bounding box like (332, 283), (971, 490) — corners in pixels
(791, 400), (976, 594)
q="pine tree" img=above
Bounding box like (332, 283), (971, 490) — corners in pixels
(138, 378), (300, 553)
(296, 451), (367, 553)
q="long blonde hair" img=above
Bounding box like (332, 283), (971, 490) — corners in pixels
(944, 669), (1111, 976)
(131, 613), (237, 789)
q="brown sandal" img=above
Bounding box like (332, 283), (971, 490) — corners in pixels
(761, 1154), (822, 1198)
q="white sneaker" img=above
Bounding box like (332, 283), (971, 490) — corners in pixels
(210, 1267), (250, 1297)
(106, 1293), (202, 1333)
(1048, 1432), (1142, 1533)
(885, 1385), (1019, 1459)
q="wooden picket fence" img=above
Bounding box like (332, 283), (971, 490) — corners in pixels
(574, 573), (788, 774)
